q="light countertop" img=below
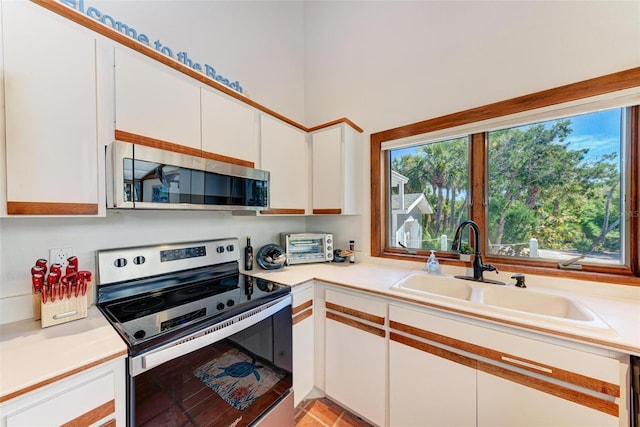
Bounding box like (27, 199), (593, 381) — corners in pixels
(248, 260), (640, 356)
(1, 260), (638, 404)
(0, 307), (127, 403)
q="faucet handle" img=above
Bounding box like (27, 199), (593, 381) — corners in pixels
(511, 274), (526, 288)
(483, 263), (499, 274)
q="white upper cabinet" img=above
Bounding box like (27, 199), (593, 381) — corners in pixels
(311, 124), (361, 215)
(260, 115), (308, 214)
(201, 88), (257, 165)
(2, 1), (99, 215)
(115, 49), (201, 150)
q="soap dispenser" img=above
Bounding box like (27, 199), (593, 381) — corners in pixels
(427, 250), (440, 274)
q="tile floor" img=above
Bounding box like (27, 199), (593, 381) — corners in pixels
(294, 398), (375, 427)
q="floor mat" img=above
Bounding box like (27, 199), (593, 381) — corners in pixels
(193, 348), (286, 411)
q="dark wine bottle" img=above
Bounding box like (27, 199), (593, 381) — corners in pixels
(244, 237), (253, 270)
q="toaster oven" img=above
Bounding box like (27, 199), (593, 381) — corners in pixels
(281, 233), (334, 265)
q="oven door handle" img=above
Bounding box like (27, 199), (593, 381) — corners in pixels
(132, 295), (291, 376)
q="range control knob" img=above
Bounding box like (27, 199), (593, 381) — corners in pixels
(217, 303), (225, 311)
(133, 330), (146, 340)
(227, 300), (235, 307)
(216, 246), (225, 254)
(226, 244), (235, 252)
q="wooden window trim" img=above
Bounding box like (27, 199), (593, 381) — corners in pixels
(371, 67), (640, 286)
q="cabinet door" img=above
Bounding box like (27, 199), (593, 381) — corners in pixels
(389, 304), (476, 427)
(260, 115), (308, 214)
(115, 49), (201, 150)
(311, 124), (360, 215)
(201, 88), (257, 165)
(389, 340), (476, 427)
(1, 357), (125, 427)
(477, 370), (618, 427)
(325, 290), (385, 426)
(292, 285), (315, 407)
(3, 2), (99, 215)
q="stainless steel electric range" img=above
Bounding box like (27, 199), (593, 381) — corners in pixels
(96, 238), (293, 427)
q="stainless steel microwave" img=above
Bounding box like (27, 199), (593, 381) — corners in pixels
(106, 141), (269, 211)
(281, 232), (334, 264)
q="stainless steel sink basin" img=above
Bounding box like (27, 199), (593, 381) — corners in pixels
(481, 287), (594, 321)
(391, 273), (473, 300)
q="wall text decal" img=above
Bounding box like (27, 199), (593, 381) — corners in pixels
(59, 0), (244, 94)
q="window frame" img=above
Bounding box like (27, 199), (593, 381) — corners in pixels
(370, 67), (640, 286)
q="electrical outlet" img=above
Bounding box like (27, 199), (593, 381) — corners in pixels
(49, 247), (74, 269)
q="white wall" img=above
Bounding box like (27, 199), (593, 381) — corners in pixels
(302, 0), (640, 255)
(0, 212), (305, 323)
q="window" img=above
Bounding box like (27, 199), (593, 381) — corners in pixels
(370, 67), (640, 283)
(487, 108), (627, 266)
(389, 137), (469, 251)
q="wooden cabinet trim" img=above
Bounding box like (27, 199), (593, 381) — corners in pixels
(0, 351), (127, 403)
(326, 311), (385, 338)
(293, 299), (313, 315)
(478, 361), (619, 417)
(61, 399), (115, 427)
(115, 129), (202, 157)
(260, 209), (306, 215)
(7, 202), (99, 215)
(390, 331), (477, 370)
(313, 209), (342, 215)
(115, 129), (255, 168)
(308, 118), (363, 133)
(293, 308), (313, 325)
(99, 420), (116, 427)
(326, 301), (385, 325)
(390, 320), (619, 398)
(30, 0), (363, 136)
(201, 150), (254, 168)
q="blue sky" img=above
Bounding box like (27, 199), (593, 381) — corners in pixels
(390, 108), (622, 167)
(565, 108), (621, 163)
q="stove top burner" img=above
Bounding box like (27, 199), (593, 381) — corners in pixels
(98, 268), (290, 353)
(120, 297), (165, 313)
(103, 274), (239, 324)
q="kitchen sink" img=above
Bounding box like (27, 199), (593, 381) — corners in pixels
(391, 273), (473, 300)
(390, 272), (614, 334)
(481, 286), (594, 321)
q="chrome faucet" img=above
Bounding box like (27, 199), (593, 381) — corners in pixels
(451, 220), (504, 285)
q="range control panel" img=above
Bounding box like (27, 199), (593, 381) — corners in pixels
(96, 238), (240, 285)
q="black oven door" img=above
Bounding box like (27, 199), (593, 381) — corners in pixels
(128, 296), (292, 427)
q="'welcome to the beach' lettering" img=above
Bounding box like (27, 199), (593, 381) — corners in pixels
(58, 0), (244, 94)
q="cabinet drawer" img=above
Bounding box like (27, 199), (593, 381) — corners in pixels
(325, 289), (386, 321)
(293, 285), (314, 308)
(293, 285), (314, 325)
(389, 305), (620, 385)
(6, 373), (115, 426)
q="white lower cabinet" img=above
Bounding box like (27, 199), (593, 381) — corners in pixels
(324, 289), (386, 426)
(389, 339), (476, 427)
(477, 371), (618, 427)
(300, 284), (627, 427)
(0, 357), (126, 426)
(292, 284), (315, 407)
(389, 304), (624, 427)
